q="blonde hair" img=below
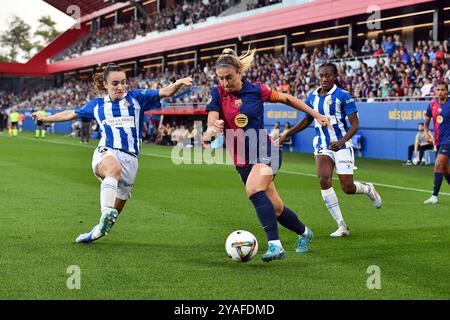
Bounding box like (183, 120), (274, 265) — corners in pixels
(92, 63), (125, 95)
(216, 47), (256, 73)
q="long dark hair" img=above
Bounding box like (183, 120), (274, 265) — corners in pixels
(92, 63), (125, 95)
(319, 62), (341, 88)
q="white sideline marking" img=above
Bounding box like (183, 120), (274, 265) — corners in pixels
(7, 136), (450, 196)
(280, 170), (450, 196)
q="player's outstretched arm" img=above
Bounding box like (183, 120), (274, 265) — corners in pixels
(275, 116), (313, 146)
(270, 92), (330, 127)
(31, 110), (78, 123)
(159, 77), (193, 98)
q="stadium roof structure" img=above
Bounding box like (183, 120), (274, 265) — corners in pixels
(43, 0), (114, 17)
(0, 0), (437, 76)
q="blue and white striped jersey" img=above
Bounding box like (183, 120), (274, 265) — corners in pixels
(306, 85), (358, 149)
(74, 89), (160, 156)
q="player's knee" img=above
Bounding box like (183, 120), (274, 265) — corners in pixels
(273, 202), (284, 216)
(319, 176), (332, 189)
(341, 183), (355, 194)
(245, 186), (266, 198)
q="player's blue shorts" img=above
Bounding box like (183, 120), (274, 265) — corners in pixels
(437, 144), (450, 157)
(236, 150), (282, 185)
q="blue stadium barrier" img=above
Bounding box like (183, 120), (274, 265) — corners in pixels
(19, 101), (432, 161)
(264, 101), (431, 161)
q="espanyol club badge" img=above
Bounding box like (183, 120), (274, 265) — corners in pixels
(234, 113), (248, 128)
(326, 97), (332, 105)
(124, 100), (130, 107)
(437, 115), (443, 124)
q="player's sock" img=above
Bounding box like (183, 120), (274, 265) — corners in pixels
(249, 191), (279, 241)
(35, 130), (39, 138)
(354, 181), (369, 194)
(100, 177), (118, 213)
(42, 130), (45, 138)
(277, 206), (306, 235)
(433, 173), (444, 196)
(268, 239), (282, 248)
(445, 174), (450, 185)
(13, 128), (17, 136)
(321, 187), (346, 227)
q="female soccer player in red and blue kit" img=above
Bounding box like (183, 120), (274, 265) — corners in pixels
(204, 48), (330, 262)
(424, 81), (450, 204)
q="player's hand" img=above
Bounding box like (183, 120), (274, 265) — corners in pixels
(203, 120), (224, 141)
(329, 140), (345, 152)
(212, 119), (224, 132)
(175, 77), (193, 88)
(31, 112), (44, 122)
(316, 114), (331, 127)
(274, 133), (287, 147)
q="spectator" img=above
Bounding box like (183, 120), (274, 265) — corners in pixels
(269, 121), (281, 140)
(404, 122), (434, 165)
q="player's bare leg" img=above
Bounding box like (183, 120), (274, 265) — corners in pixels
(339, 174), (382, 209)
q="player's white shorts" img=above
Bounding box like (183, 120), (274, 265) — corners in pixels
(91, 147), (139, 200)
(314, 147), (356, 175)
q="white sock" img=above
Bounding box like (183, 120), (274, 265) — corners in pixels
(354, 181), (370, 194)
(268, 240), (283, 248)
(321, 187), (346, 227)
(302, 226), (309, 236)
(100, 177), (118, 213)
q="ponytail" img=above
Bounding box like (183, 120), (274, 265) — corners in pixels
(216, 47), (256, 73)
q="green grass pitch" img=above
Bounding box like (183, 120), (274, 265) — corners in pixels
(0, 132), (449, 299)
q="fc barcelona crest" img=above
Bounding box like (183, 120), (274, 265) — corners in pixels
(437, 115), (444, 124)
(235, 99), (243, 107)
(234, 113), (248, 128)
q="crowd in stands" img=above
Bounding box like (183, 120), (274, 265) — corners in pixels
(4, 33), (450, 115)
(247, 0), (283, 11)
(53, 0), (235, 62)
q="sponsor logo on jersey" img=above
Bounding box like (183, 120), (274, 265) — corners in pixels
(105, 116), (135, 128)
(234, 113), (248, 128)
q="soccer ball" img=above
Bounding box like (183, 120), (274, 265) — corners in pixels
(412, 158), (419, 165)
(225, 230), (258, 262)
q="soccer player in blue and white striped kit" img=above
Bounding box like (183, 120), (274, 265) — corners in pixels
(32, 63), (192, 243)
(278, 62), (382, 237)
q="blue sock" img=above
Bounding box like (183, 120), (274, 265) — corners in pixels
(249, 191), (279, 241)
(445, 174), (450, 185)
(277, 207), (306, 235)
(433, 173), (444, 196)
